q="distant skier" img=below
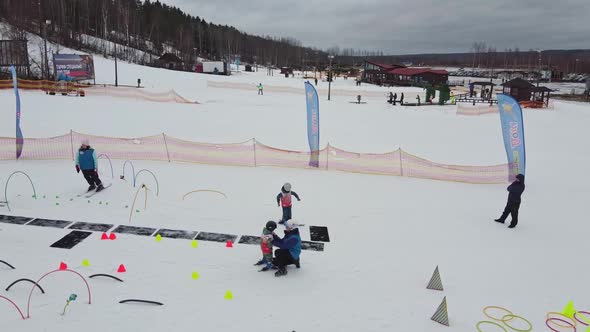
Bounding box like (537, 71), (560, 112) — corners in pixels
(495, 174), (525, 228)
(75, 139), (104, 192)
(416, 95), (421, 105)
(393, 93), (397, 105)
(254, 221), (277, 271)
(272, 220), (302, 277)
(357, 95), (362, 104)
(276, 182), (301, 224)
(400, 93), (404, 105)
(258, 83), (263, 95)
(388, 92), (394, 104)
(314, 78), (318, 86)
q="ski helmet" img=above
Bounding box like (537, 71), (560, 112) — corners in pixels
(283, 182), (291, 192)
(265, 220), (277, 232)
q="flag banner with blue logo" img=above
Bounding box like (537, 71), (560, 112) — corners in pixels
(304, 81), (320, 167)
(497, 94), (526, 179)
(10, 66), (24, 159)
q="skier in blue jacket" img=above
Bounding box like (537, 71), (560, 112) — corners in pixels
(272, 220), (302, 277)
(75, 139), (104, 192)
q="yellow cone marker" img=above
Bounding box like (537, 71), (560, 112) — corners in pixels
(563, 301), (576, 318)
(224, 291), (233, 300)
(192, 272), (199, 280)
(82, 259), (90, 267)
(191, 240), (198, 248)
(155, 234), (162, 242)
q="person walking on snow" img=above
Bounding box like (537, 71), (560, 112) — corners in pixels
(495, 174), (525, 228)
(400, 92), (404, 105)
(258, 83), (263, 95)
(393, 93), (398, 105)
(272, 220), (302, 277)
(276, 182), (300, 224)
(75, 139), (104, 192)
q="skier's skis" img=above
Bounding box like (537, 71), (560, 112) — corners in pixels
(85, 184), (112, 198)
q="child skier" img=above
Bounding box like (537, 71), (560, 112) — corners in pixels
(258, 83), (263, 95)
(75, 139), (104, 192)
(276, 182), (301, 224)
(254, 220), (278, 271)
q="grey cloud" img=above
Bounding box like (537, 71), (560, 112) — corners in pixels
(159, 0), (590, 54)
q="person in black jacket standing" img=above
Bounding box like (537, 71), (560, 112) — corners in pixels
(495, 174), (525, 228)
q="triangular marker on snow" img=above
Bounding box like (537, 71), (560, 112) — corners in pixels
(427, 266), (444, 291)
(431, 296), (449, 326)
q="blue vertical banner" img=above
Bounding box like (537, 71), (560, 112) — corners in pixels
(10, 66), (24, 159)
(497, 94), (526, 180)
(304, 81), (320, 167)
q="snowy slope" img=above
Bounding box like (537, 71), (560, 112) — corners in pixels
(1, 49), (590, 332)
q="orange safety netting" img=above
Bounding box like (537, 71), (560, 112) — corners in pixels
(0, 79), (196, 104)
(0, 132), (510, 184)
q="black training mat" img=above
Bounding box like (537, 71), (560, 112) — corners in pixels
(0, 215), (34, 225)
(309, 226), (330, 242)
(27, 218), (73, 229)
(153, 229), (198, 240)
(238, 235), (260, 245)
(50, 230), (92, 249)
(195, 232), (237, 243)
(112, 225), (157, 236)
(69, 222), (114, 232)
(301, 241), (324, 252)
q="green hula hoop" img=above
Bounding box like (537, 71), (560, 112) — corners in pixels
(502, 314), (533, 332)
(483, 306), (514, 322)
(477, 320), (507, 332)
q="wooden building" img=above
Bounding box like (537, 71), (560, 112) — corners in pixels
(362, 60), (404, 85)
(501, 78), (535, 101)
(389, 67), (448, 86)
(155, 53), (184, 70)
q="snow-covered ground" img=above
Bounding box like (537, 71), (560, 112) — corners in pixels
(1, 50), (590, 332)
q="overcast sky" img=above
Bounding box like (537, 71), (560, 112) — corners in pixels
(158, 0), (590, 54)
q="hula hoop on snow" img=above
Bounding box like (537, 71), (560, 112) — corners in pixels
(119, 299), (163, 306)
(134, 169), (159, 196)
(97, 154), (114, 179)
(547, 312), (577, 328)
(0, 295), (25, 320)
(476, 320), (507, 332)
(0, 260), (15, 269)
(3, 171), (37, 212)
(182, 189), (228, 200)
(546, 317), (576, 332)
(483, 306), (514, 322)
(501, 314), (532, 332)
(574, 311), (590, 326)
(5, 279), (45, 293)
(88, 274), (124, 282)
(26, 269), (91, 318)
(122, 160), (136, 182)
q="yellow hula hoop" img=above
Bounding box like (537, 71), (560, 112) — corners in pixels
(483, 306), (514, 322)
(476, 320), (507, 332)
(182, 190), (228, 200)
(502, 314), (533, 332)
(546, 312), (577, 327)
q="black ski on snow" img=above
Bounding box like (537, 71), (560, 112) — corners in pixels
(85, 184), (112, 198)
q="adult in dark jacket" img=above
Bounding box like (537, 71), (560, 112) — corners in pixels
(400, 92), (404, 105)
(495, 174), (525, 228)
(75, 139), (104, 192)
(272, 221), (302, 277)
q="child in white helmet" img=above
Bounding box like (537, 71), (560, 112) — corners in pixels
(276, 182), (301, 224)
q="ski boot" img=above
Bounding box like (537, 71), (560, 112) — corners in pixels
(274, 267), (287, 277)
(294, 259), (300, 269)
(96, 184), (105, 192)
(259, 264), (274, 272)
(254, 259), (266, 266)
(87, 185), (96, 192)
